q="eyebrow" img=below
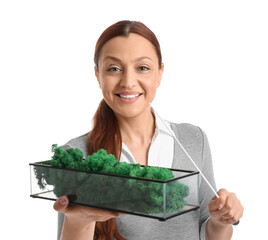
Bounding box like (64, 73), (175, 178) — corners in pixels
(103, 56), (121, 63)
(135, 56), (153, 62)
(103, 56), (153, 63)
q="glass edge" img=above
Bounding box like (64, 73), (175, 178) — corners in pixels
(30, 194), (200, 221)
(29, 160), (199, 183)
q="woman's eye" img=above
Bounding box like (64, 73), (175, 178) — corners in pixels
(139, 66), (150, 71)
(107, 67), (121, 72)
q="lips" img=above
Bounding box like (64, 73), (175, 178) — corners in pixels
(115, 91), (143, 102)
(115, 91), (143, 99)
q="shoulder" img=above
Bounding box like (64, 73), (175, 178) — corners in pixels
(61, 132), (89, 157)
(169, 122), (206, 142)
(168, 122), (211, 171)
(168, 122), (208, 158)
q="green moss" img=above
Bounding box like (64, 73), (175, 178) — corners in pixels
(33, 145), (189, 214)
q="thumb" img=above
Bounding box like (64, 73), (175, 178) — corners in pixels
(209, 195), (219, 212)
(216, 188), (229, 210)
(209, 189), (228, 212)
(53, 196), (69, 213)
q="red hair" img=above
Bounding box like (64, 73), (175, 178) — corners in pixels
(87, 20), (162, 240)
(94, 20), (162, 70)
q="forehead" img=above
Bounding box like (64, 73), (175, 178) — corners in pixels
(99, 33), (158, 61)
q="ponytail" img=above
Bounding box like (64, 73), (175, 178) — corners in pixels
(87, 99), (126, 240)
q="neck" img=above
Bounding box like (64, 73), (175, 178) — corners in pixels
(115, 107), (155, 145)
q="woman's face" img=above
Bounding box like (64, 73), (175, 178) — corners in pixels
(95, 33), (164, 118)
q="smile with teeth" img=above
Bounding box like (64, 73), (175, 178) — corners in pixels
(119, 94), (140, 99)
(116, 93), (142, 99)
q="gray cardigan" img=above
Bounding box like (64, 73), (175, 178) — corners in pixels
(57, 122), (216, 240)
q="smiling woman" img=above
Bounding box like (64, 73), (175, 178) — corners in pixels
(95, 33), (163, 119)
(53, 20), (243, 240)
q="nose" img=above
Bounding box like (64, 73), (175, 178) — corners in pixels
(120, 68), (137, 88)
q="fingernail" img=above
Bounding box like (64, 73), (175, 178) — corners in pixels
(218, 204), (223, 209)
(60, 197), (67, 205)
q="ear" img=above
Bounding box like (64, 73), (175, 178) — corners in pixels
(95, 66), (101, 88)
(157, 63), (164, 88)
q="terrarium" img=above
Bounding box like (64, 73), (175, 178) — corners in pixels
(29, 145), (199, 221)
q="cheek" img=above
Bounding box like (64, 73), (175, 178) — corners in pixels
(147, 74), (159, 90)
(101, 84), (113, 99)
(143, 77), (158, 99)
(99, 78), (119, 104)
(99, 76), (114, 91)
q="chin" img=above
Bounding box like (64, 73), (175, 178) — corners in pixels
(113, 104), (151, 119)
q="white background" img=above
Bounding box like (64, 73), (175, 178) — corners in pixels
(1, 0), (267, 239)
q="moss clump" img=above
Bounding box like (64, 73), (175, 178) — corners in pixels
(34, 145), (189, 214)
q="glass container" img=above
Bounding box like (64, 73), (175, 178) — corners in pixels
(30, 161), (199, 221)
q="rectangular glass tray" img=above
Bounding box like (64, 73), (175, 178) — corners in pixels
(30, 161), (199, 221)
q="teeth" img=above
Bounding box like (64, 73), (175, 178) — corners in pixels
(119, 94), (140, 99)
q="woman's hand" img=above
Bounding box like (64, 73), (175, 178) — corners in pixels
(206, 189), (243, 240)
(54, 196), (122, 224)
(53, 196), (124, 240)
(208, 188), (244, 226)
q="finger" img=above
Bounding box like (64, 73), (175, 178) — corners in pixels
(91, 208), (123, 218)
(216, 189), (229, 210)
(53, 196), (69, 213)
(209, 189), (228, 212)
(217, 194), (234, 216)
(87, 208), (124, 222)
(208, 194), (221, 212)
(209, 198), (218, 212)
(221, 193), (243, 221)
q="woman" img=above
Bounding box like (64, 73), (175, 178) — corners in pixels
(54, 20), (243, 240)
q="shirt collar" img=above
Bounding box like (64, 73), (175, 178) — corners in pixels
(151, 107), (174, 141)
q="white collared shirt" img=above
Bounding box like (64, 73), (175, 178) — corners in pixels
(120, 109), (174, 168)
